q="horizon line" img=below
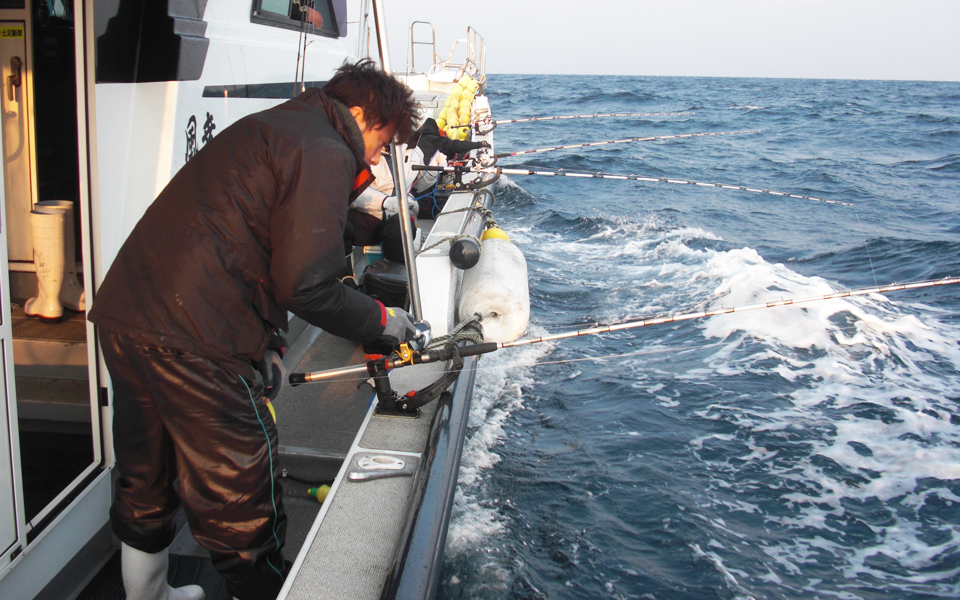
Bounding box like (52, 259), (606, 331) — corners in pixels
(482, 73), (960, 84)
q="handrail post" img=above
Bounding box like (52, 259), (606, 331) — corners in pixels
(410, 21), (436, 74)
(371, 0), (424, 321)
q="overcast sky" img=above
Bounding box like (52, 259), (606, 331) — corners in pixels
(375, 0), (960, 81)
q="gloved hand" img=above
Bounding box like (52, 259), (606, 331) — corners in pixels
(382, 195), (418, 218)
(379, 305), (417, 347)
(260, 349), (286, 402)
(258, 329), (287, 402)
(456, 140), (486, 152)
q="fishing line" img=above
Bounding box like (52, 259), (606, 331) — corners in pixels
(284, 342), (718, 387)
(853, 205), (880, 288)
(494, 111), (695, 125)
(414, 163), (854, 207)
(522, 342), (725, 368)
(495, 129), (760, 158)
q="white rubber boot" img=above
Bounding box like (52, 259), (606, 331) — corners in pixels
(121, 543), (205, 600)
(23, 208), (65, 323)
(35, 200), (84, 311)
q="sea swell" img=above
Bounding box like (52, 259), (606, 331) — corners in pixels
(438, 75), (960, 600)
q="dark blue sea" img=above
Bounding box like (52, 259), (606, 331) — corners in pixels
(437, 75), (960, 599)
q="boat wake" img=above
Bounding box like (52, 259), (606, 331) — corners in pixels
(446, 333), (553, 553)
(684, 246), (960, 597)
(442, 203), (960, 599)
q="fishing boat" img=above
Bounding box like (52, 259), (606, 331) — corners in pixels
(0, 1), (512, 598)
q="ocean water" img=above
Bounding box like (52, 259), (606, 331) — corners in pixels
(437, 75), (960, 599)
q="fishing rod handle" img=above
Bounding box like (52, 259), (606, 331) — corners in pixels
(289, 363), (370, 386)
(288, 341), (501, 386)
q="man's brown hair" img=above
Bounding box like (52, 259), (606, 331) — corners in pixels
(322, 59), (418, 144)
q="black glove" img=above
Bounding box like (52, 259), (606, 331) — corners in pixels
(258, 329), (287, 401)
(379, 306), (417, 347)
(260, 349), (285, 401)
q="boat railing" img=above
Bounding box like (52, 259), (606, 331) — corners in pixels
(467, 26), (487, 77)
(412, 24), (486, 83)
(410, 21), (438, 74)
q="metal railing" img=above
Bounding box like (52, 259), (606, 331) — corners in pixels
(410, 21), (438, 73)
(409, 23), (486, 82)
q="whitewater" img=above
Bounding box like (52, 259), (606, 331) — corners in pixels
(437, 75), (960, 600)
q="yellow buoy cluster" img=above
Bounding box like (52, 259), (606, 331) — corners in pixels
(436, 74), (481, 140)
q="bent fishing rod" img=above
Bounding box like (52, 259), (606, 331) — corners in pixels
(495, 129), (760, 158)
(493, 111), (695, 125)
(413, 162), (853, 207)
(289, 275), (960, 386)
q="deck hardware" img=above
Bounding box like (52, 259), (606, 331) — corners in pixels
(357, 456), (405, 471)
(367, 354), (418, 417)
(348, 469), (413, 482)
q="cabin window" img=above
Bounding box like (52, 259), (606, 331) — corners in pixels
(251, 0), (341, 37)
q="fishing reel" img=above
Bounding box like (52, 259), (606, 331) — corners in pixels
(413, 159), (498, 192)
(474, 115), (496, 136)
(289, 320), (497, 418)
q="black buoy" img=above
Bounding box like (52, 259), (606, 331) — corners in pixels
(449, 237), (481, 270)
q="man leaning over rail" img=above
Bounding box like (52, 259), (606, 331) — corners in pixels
(345, 117), (489, 266)
(88, 59), (420, 600)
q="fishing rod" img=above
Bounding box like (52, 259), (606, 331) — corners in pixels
(289, 275), (960, 388)
(495, 129), (760, 158)
(413, 163), (854, 206)
(493, 111), (695, 125)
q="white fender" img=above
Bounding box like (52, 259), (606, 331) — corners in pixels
(458, 238), (530, 342)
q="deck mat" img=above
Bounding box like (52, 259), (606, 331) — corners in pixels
(284, 452), (421, 600)
(359, 401), (436, 453)
(11, 299), (87, 343)
(275, 331), (372, 453)
(76, 551), (232, 600)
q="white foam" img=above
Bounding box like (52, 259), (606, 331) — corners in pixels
(447, 207), (960, 593)
(674, 242), (960, 588)
(444, 328), (553, 555)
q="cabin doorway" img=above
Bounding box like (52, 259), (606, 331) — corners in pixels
(0, 0), (101, 552)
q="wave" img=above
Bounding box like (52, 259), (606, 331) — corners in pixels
(527, 224), (958, 597)
(572, 90), (659, 105)
(799, 238), (960, 285)
(891, 153), (960, 169)
(444, 74), (960, 600)
(910, 113), (960, 125)
(442, 330), (553, 592)
(681, 246), (960, 595)
(932, 159), (960, 172)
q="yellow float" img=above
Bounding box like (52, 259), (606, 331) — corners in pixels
(481, 227), (510, 242)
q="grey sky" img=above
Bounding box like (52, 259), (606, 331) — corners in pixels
(379, 0), (960, 81)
